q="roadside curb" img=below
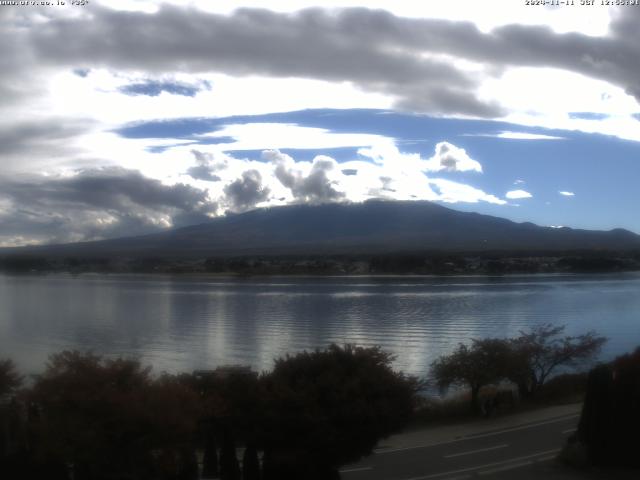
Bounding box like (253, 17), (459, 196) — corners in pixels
(375, 403), (582, 453)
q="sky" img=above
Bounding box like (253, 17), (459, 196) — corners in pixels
(1, 0), (640, 246)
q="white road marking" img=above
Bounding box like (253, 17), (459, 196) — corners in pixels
(444, 444), (508, 459)
(562, 428), (577, 434)
(478, 460), (532, 475)
(339, 466), (372, 473)
(376, 414), (578, 454)
(478, 452), (558, 475)
(400, 448), (561, 480)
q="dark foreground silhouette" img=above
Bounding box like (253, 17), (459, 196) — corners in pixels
(0, 345), (418, 480)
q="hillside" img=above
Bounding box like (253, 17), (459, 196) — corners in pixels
(2, 200), (640, 260)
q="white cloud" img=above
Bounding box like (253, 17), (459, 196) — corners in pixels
(179, 143), (502, 209)
(496, 131), (564, 140)
(199, 123), (388, 151)
(505, 189), (532, 199)
(430, 178), (506, 205)
(425, 142), (483, 172)
(559, 191), (575, 196)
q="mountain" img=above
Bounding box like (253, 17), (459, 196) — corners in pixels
(3, 200), (640, 260)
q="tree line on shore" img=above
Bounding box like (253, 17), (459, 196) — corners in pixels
(0, 324), (623, 480)
(3, 251), (640, 275)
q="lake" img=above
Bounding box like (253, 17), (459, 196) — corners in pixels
(1, 272), (639, 377)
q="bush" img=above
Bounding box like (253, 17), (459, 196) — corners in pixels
(259, 344), (419, 477)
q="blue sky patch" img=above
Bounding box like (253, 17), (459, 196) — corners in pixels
(569, 112), (609, 121)
(73, 68), (90, 78)
(119, 80), (202, 97)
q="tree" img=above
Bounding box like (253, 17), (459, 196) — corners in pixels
(509, 324), (606, 398)
(242, 443), (261, 480)
(28, 351), (201, 480)
(260, 344), (419, 478)
(575, 347), (640, 467)
(201, 430), (219, 479)
(430, 338), (512, 413)
(219, 428), (241, 480)
(0, 359), (22, 397)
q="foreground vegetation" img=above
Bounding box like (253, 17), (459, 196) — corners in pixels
(0, 345), (418, 480)
(0, 324), (616, 479)
(430, 324), (606, 414)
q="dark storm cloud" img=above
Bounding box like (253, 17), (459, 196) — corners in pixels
(0, 168), (217, 245)
(223, 170), (271, 212)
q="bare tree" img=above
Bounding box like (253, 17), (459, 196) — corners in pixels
(509, 324), (607, 398)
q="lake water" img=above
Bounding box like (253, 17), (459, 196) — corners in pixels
(1, 273), (639, 377)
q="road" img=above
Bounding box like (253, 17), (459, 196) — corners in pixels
(340, 412), (579, 480)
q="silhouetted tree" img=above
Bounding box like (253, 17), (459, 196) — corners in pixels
(0, 359), (22, 397)
(260, 344), (418, 476)
(577, 364), (613, 465)
(177, 447), (199, 480)
(509, 324), (606, 398)
(242, 443), (261, 480)
(201, 430), (219, 479)
(576, 347), (640, 467)
(431, 338), (512, 413)
(27, 351), (200, 480)
(219, 429), (241, 480)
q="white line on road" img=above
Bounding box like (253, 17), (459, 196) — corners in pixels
(478, 460), (532, 475)
(339, 466), (372, 473)
(562, 428), (577, 434)
(444, 444), (508, 459)
(376, 414), (578, 454)
(478, 452), (558, 475)
(400, 448), (561, 480)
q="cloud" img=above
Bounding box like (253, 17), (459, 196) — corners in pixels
(425, 141), (482, 172)
(24, 5), (503, 117)
(223, 169), (271, 212)
(559, 190), (575, 196)
(186, 150), (225, 182)
(197, 122), (393, 151)
(430, 178), (506, 205)
(18, 5), (640, 117)
(465, 131), (564, 140)
(0, 119), (96, 171)
(505, 189), (532, 199)
(0, 167), (217, 245)
(268, 150), (346, 203)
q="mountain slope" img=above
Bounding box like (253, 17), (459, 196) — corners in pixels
(4, 200), (640, 258)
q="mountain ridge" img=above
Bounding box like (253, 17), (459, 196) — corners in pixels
(2, 200), (640, 259)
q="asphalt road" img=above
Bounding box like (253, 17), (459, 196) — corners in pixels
(340, 413), (579, 480)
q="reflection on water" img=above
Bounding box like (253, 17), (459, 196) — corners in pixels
(1, 273), (639, 376)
